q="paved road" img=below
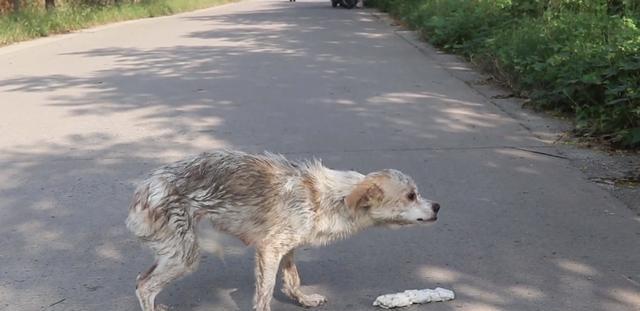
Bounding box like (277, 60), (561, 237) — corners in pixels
(1, 1), (639, 310)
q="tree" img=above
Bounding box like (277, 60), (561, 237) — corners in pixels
(607, 0), (624, 16)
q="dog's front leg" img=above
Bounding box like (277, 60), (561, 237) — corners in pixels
(254, 244), (287, 311)
(281, 250), (327, 307)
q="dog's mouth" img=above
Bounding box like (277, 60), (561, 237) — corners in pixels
(383, 217), (436, 227)
(380, 219), (414, 227)
(416, 216), (437, 223)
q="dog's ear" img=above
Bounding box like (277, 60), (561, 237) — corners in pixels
(345, 181), (384, 209)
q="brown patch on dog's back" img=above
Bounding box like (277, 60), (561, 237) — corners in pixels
(302, 174), (321, 212)
(227, 156), (279, 195)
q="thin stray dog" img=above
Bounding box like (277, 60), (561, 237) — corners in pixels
(126, 150), (440, 311)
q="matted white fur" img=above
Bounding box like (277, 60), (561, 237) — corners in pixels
(373, 287), (455, 309)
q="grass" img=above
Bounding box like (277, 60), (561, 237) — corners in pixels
(0, 0), (237, 46)
(368, 0), (640, 148)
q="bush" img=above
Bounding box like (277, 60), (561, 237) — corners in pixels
(368, 0), (640, 147)
(491, 13), (640, 143)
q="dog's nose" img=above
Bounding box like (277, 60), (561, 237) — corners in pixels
(431, 203), (440, 213)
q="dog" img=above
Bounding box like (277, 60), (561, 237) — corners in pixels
(126, 150), (440, 311)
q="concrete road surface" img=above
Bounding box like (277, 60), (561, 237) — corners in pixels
(1, 1), (638, 310)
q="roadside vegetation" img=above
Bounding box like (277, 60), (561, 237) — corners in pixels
(368, 0), (640, 148)
(0, 0), (235, 46)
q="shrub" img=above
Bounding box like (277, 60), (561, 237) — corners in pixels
(369, 0), (640, 147)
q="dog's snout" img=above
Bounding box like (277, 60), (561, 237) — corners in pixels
(431, 203), (441, 213)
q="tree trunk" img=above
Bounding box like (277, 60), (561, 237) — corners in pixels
(608, 0), (624, 16)
(45, 0), (55, 10)
(11, 0), (19, 12)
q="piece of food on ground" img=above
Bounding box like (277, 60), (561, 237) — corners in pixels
(373, 287), (455, 309)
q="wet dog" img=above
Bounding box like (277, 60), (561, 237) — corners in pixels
(126, 150), (440, 311)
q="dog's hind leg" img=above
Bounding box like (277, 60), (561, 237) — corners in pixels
(281, 250), (327, 307)
(133, 207), (201, 311)
(135, 236), (200, 311)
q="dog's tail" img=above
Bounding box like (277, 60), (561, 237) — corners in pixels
(127, 177), (224, 263)
(126, 178), (189, 241)
(127, 177), (201, 281)
(126, 182), (154, 239)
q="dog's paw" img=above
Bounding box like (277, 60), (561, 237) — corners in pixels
(155, 304), (170, 311)
(298, 294), (327, 307)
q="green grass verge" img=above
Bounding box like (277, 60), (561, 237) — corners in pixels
(0, 0), (237, 46)
(368, 0), (640, 148)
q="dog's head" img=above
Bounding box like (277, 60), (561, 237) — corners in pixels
(345, 169), (439, 226)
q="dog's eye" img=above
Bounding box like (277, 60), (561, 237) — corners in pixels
(407, 192), (416, 201)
